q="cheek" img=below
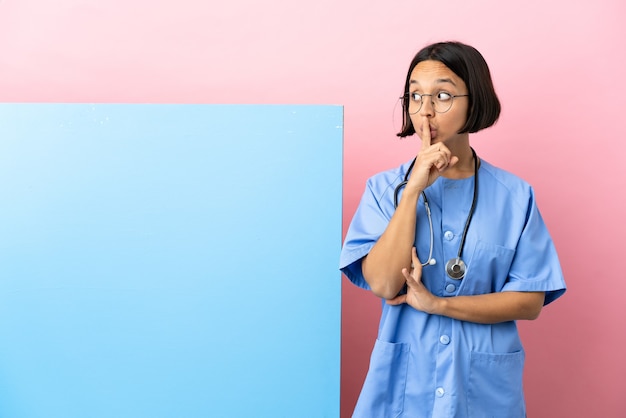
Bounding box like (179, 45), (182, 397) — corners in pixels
(442, 110), (467, 132)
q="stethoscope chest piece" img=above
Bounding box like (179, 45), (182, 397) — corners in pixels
(445, 257), (466, 280)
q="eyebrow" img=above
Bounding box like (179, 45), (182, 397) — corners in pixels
(410, 78), (458, 86)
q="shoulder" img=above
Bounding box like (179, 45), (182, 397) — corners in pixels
(479, 160), (535, 211)
(363, 159), (414, 202)
(479, 159), (531, 190)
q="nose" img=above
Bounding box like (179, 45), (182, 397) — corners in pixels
(419, 95), (435, 116)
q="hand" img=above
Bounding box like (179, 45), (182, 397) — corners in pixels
(386, 247), (441, 314)
(406, 116), (459, 192)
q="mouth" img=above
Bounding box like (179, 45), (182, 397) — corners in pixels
(418, 122), (437, 140)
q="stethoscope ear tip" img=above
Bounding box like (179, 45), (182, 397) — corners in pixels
(428, 258), (437, 266)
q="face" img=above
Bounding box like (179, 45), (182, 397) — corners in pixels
(408, 60), (469, 146)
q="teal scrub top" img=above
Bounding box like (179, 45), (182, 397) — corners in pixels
(340, 159), (566, 418)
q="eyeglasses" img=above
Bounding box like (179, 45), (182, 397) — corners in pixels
(401, 91), (469, 114)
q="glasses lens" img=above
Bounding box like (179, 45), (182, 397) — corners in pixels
(434, 94), (453, 113)
(408, 93), (421, 115)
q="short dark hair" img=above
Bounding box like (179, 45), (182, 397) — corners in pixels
(397, 41), (501, 137)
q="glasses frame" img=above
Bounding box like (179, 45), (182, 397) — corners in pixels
(401, 92), (469, 114)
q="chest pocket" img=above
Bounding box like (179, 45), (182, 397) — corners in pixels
(458, 240), (515, 295)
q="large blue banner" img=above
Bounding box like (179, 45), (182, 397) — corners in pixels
(0, 104), (342, 417)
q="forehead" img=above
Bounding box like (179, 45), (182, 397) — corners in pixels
(409, 60), (465, 88)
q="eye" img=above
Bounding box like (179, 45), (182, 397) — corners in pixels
(436, 92), (452, 101)
(410, 92), (422, 101)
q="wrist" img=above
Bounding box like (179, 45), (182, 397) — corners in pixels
(432, 296), (447, 316)
(396, 187), (421, 208)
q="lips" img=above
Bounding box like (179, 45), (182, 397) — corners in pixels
(420, 124), (437, 139)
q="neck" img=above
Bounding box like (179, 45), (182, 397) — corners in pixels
(442, 146), (477, 179)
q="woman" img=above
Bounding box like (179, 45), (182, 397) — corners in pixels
(340, 41), (566, 417)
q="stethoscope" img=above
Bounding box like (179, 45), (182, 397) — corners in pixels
(393, 148), (478, 280)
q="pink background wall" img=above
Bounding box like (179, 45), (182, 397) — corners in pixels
(1, 0), (624, 416)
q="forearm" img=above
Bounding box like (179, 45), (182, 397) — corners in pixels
(433, 291), (545, 324)
(362, 189), (420, 299)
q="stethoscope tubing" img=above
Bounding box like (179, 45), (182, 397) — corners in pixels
(393, 148), (478, 279)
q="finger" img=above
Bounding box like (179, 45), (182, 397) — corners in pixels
(420, 116), (431, 151)
(436, 154), (459, 172)
(386, 294), (407, 306)
(448, 155), (460, 168)
(435, 156), (449, 171)
(411, 247), (421, 268)
(409, 247), (425, 278)
(402, 267), (413, 282)
(403, 267), (420, 291)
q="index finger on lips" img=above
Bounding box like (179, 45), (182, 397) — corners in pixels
(420, 116), (431, 151)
